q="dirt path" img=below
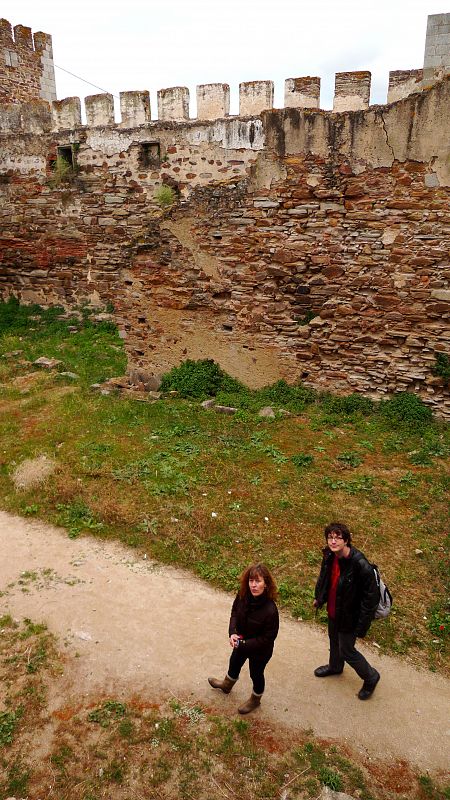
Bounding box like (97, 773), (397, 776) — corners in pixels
(1, 510), (449, 774)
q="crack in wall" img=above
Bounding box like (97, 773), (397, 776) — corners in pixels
(379, 110), (396, 162)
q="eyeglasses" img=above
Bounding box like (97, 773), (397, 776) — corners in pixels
(327, 533), (344, 541)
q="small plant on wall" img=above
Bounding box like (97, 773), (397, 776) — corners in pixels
(432, 352), (450, 386)
(154, 183), (177, 208)
(53, 155), (72, 181)
(47, 145), (79, 189)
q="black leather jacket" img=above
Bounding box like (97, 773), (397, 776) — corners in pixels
(314, 546), (379, 637)
(229, 592), (279, 656)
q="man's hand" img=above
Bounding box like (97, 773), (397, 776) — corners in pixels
(229, 634), (240, 648)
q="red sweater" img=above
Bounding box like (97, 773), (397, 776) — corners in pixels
(327, 555), (340, 619)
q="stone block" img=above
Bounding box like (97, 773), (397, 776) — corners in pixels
(239, 81), (274, 115)
(201, 398), (216, 409)
(430, 289), (450, 301)
(214, 405), (237, 415)
(85, 93), (115, 127)
(196, 84), (230, 120)
(387, 70), (423, 103)
(120, 91), (151, 126)
(253, 200), (280, 208)
(284, 76), (320, 109)
(425, 173), (439, 187)
(333, 71), (371, 112)
(157, 87), (190, 121)
(52, 97), (82, 130)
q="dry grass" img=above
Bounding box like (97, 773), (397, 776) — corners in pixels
(12, 455), (58, 491)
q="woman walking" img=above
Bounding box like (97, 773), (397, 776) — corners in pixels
(208, 563), (279, 714)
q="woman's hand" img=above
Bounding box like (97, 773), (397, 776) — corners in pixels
(229, 634), (240, 648)
(313, 599), (319, 609)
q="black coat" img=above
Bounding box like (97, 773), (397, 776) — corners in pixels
(314, 547), (379, 637)
(229, 592), (279, 657)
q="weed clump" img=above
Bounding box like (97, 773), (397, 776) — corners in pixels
(319, 765), (343, 791)
(88, 700), (128, 728)
(380, 392), (433, 427)
(0, 708), (23, 746)
(321, 392), (375, 417)
(160, 359), (243, 399)
(432, 352), (450, 385)
(253, 379), (316, 413)
(161, 360), (317, 413)
(291, 453), (314, 468)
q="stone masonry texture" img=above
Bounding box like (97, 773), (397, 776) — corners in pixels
(423, 13), (450, 76)
(0, 63), (449, 417)
(0, 19), (56, 105)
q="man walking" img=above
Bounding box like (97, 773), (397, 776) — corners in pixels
(313, 522), (380, 700)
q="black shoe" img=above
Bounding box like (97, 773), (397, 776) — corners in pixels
(314, 665), (343, 678)
(358, 671), (380, 700)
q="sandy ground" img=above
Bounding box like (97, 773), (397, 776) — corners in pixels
(1, 510), (449, 775)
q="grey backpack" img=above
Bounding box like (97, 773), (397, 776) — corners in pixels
(372, 564), (393, 619)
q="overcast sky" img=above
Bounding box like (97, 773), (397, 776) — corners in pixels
(2, 0), (445, 117)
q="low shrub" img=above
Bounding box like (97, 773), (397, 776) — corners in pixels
(380, 392), (433, 427)
(254, 379), (317, 413)
(47, 155), (78, 188)
(160, 359), (244, 399)
(432, 352), (450, 384)
(161, 363), (317, 411)
(321, 392), (375, 417)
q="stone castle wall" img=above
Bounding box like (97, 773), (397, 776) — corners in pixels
(0, 15), (448, 416)
(0, 19), (56, 104)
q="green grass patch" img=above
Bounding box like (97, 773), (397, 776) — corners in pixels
(0, 301), (449, 675)
(0, 296), (126, 386)
(88, 700), (128, 728)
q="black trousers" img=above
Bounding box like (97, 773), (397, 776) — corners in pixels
(227, 646), (272, 695)
(328, 617), (378, 682)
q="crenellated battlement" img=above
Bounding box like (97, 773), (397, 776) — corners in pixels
(0, 18), (56, 105)
(0, 18), (53, 51)
(1, 13), (449, 124)
(1, 72), (450, 153)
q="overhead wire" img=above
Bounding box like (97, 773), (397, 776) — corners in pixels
(54, 63), (119, 98)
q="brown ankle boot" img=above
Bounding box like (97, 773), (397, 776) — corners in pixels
(238, 693), (261, 714)
(208, 674), (236, 694)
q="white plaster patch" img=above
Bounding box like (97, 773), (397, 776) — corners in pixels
(86, 129), (134, 156)
(333, 95), (368, 112)
(187, 118), (264, 150)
